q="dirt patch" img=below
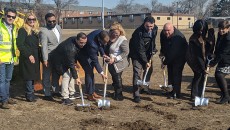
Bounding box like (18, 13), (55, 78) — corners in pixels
(135, 104), (177, 122)
(80, 118), (108, 127)
(75, 105), (118, 112)
(185, 127), (202, 130)
(119, 120), (158, 130)
(152, 101), (181, 107)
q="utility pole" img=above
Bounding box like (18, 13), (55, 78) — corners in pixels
(102, 0), (105, 30)
(177, 1), (179, 29)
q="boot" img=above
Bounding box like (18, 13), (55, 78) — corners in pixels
(25, 93), (37, 102)
(113, 92), (124, 101)
(217, 85), (230, 104)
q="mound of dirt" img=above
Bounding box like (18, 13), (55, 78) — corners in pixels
(120, 120), (158, 130)
(80, 118), (108, 127)
(185, 127), (202, 130)
(75, 105), (118, 112)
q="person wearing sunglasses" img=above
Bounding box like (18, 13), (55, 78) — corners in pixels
(39, 13), (62, 101)
(16, 12), (40, 102)
(0, 7), (18, 109)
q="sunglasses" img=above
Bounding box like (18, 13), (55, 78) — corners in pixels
(6, 15), (16, 19)
(27, 18), (37, 21)
(47, 20), (56, 24)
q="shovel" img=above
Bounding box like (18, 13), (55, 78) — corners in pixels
(76, 70), (90, 108)
(136, 59), (152, 87)
(159, 56), (173, 92)
(194, 56), (213, 106)
(98, 63), (110, 108)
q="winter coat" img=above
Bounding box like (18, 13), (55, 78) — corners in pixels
(160, 28), (188, 65)
(16, 28), (40, 80)
(49, 36), (81, 79)
(129, 24), (158, 67)
(211, 32), (230, 67)
(186, 33), (206, 73)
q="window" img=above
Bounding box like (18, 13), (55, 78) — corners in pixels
(179, 17), (182, 20)
(141, 14), (146, 21)
(97, 17), (102, 23)
(157, 17), (160, 20)
(117, 16), (122, 23)
(79, 17), (83, 24)
(79, 11), (84, 15)
(167, 17), (170, 20)
(88, 11), (92, 14)
(129, 15), (134, 22)
(89, 17), (92, 24)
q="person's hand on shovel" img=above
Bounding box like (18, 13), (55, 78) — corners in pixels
(75, 78), (82, 85)
(146, 62), (151, 68)
(101, 73), (108, 83)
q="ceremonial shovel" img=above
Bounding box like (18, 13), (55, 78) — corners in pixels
(136, 59), (152, 87)
(194, 56), (213, 106)
(159, 56), (173, 92)
(98, 63), (110, 108)
(76, 71), (90, 108)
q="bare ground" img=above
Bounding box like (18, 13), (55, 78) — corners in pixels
(1, 29), (230, 130)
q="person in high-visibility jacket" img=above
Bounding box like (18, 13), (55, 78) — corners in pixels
(0, 7), (18, 109)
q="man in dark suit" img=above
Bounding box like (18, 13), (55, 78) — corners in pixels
(78, 30), (109, 101)
(160, 23), (188, 99)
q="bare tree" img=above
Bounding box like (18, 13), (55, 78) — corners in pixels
(115, 0), (134, 13)
(52, 0), (79, 24)
(172, 0), (208, 18)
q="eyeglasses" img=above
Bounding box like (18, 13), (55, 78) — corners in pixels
(47, 20), (56, 24)
(6, 15), (16, 19)
(27, 18), (37, 21)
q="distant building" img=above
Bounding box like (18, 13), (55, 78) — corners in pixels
(63, 12), (195, 29)
(207, 17), (230, 28)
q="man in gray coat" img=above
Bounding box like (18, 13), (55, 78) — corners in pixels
(40, 13), (62, 101)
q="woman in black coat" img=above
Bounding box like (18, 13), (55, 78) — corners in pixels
(210, 20), (230, 104)
(16, 12), (40, 102)
(186, 20), (215, 100)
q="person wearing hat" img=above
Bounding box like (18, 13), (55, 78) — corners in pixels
(186, 19), (215, 101)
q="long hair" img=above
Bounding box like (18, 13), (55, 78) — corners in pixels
(23, 12), (40, 35)
(109, 22), (126, 36)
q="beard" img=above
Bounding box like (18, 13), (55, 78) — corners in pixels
(47, 23), (56, 29)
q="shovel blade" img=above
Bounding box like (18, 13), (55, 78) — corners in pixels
(142, 81), (150, 86)
(137, 80), (143, 85)
(194, 96), (209, 106)
(98, 99), (110, 108)
(77, 103), (90, 107)
(159, 85), (173, 92)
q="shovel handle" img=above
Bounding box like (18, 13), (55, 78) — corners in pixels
(103, 63), (109, 99)
(76, 70), (85, 105)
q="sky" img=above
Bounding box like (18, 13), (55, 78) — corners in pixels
(78, 0), (175, 9)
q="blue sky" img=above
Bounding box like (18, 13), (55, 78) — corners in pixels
(78, 0), (175, 9)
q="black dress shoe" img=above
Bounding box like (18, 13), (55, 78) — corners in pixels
(133, 96), (141, 103)
(43, 96), (55, 101)
(216, 97), (230, 104)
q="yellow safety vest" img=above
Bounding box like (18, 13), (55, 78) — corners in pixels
(0, 19), (18, 63)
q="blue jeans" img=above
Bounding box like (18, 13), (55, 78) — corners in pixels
(25, 80), (34, 95)
(0, 63), (14, 103)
